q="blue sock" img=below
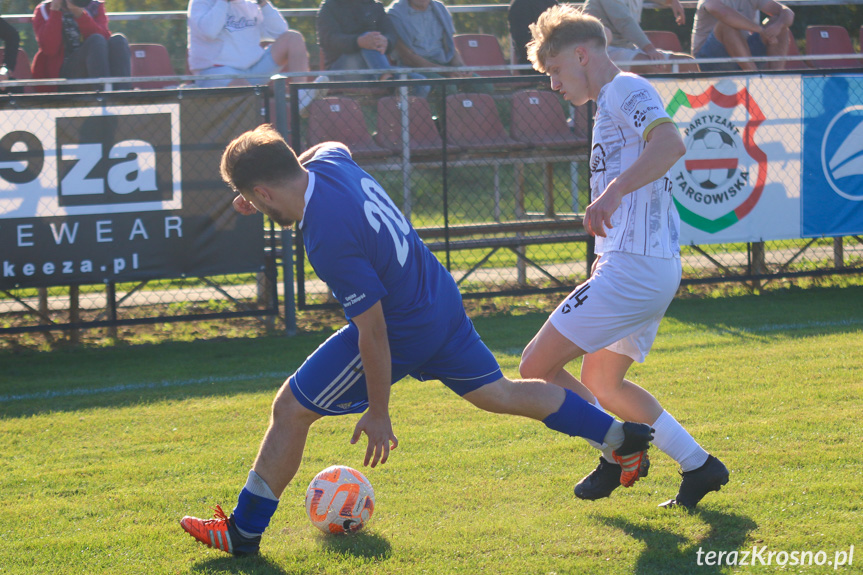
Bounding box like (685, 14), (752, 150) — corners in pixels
(543, 389), (614, 444)
(232, 488), (279, 537)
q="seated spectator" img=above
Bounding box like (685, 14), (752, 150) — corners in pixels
(31, 0), (131, 93)
(188, 0), (311, 89)
(691, 0), (793, 72)
(583, 0), (695, 73)
(387, 0), (466, 77)
(1, 15), (20, 83)
(508, 0), (558, 73)
(318, 0), (429, 97)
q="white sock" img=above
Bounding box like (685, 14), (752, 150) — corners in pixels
(585, 398), (617, 463)
(234, 470), (279, 539)
(245, 469), (279, 501)
(651, 410), (709, 472)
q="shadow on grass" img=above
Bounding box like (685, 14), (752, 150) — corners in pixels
(600, 508), (757, 575)
(318, 530), (392, 560)
(191, 554), (290, 575)
(189, 531), (392, 574)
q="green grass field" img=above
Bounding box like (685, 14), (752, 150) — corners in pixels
(1, 285), (862, 574)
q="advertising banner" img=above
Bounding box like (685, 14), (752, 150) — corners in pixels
(654, 76), (802, 245)
(0, 92), (264, 290)
(802, 75), (863, 237)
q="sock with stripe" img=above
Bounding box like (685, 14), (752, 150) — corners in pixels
(583, 398), (619, 463)
(542, 389), (615, 445)
(651, 410), (709, 472)
(232, 470), (279, 538)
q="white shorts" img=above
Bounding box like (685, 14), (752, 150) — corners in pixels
(549, 251), (681, 363)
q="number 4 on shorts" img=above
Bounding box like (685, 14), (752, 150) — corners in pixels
(561, 285), (590, 314)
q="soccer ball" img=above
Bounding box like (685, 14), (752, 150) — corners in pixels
(305, 465), (375, 534)
(687, 126), (737, 190)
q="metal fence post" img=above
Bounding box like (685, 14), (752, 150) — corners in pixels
(282, 228), (297, 336)
(272, 78), (297, 335)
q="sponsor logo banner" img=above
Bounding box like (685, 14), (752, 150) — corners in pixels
(802, 75), (863, 237)
(0, 96), (263, 289)
(654, 77), (801, 245)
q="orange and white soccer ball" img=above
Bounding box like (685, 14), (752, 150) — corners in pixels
(305, 465), (375, 534)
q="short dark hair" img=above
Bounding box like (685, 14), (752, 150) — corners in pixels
(220, 124), (303, 194)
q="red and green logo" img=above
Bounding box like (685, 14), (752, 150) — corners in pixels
(666, 85), (768, 234)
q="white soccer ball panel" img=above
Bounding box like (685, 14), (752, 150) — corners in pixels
(305, 465), (375, 534)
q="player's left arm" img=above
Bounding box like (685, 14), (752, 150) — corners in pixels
(350, 301), (399, 468)
(585, 121), (685, 237)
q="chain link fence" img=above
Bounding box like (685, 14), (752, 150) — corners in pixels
(0, 86), (280, 339)
(283, 71), (863, 309)
(2, 70), (861, 337)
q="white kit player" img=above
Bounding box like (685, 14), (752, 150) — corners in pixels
(519, 4), (729, 508)
(179, 125), (654, 556)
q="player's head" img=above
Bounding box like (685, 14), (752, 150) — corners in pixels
(527, 5), (608, 105)
(220, 124), (304, 197)
(527, 5), (607, 73)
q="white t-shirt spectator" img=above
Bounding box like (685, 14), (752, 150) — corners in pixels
(188, 0), (289, 72)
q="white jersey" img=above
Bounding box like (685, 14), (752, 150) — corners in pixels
(589, 72), (681, 259)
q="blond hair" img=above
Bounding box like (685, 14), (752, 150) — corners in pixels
(526, 4), (607, 73)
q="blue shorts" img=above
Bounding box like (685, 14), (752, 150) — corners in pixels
(696, 31), (766, 72)
(289, 317), (503, 416)
(195, 49), (280, 88)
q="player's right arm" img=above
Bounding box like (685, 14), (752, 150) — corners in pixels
(586, 124), (685, 237)
(350, 301), (399, 468)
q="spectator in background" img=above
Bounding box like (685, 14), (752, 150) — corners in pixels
(188, 0), (312, 89)
(691, 0), (793, 71)
(508, 0), (558, 73)
(31, 0), (131, 92)
(1, 15), (21, 83)
(583, 0), (695, 73)
(318, 0), (429, 96)
(386, 0), (467, 77)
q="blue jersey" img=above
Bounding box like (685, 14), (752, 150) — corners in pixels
(300, 145), (464, 354)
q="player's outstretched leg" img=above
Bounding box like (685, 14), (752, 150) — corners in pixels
(658, 454), (729, 509)
(180, 505), (262, 556)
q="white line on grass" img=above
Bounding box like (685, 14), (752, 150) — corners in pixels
(0, 371), (291, 403)
(3, 318), (859, 404)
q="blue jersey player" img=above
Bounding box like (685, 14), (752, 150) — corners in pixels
(180, 125), (654, 556)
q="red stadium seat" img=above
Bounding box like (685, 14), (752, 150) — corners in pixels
(644, 30), (683, 53)
(805, 25), (859, 69)
(445, 93), (526, 151)
(129, 43), (178, 89)
(0, 48), (35, 92)
(374, 96), (451, 155)
(783, 32), (811, 70)
(306, 97), (390, 159)
(453, 34), (510, 77)
(510, 90), (587, 149)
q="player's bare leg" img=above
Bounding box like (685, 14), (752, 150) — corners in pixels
(180, 381), (321, 555)
(576, 349), (727, 507)
(463, 377), (652, 487)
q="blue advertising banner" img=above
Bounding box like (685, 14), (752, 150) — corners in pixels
(802, 75), (863, 237)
